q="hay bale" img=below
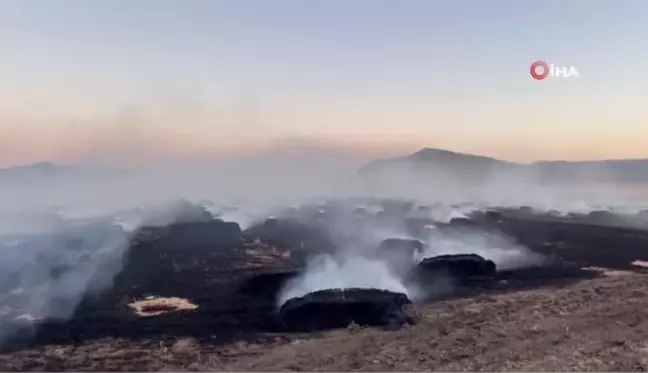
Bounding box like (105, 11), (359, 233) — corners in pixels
(278, 288), (412, 331)
(415, 253), (496, 282)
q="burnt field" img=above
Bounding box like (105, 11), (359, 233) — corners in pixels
(2, 202), (648, 371)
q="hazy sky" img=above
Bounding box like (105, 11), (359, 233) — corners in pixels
(1, 0), (647, 166)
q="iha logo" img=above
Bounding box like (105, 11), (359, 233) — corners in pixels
(530, 60), (580, 80)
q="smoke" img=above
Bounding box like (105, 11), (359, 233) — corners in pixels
(0, 197), (236, 344)
(273, 199), (548, 307)
(2, 115), (648, 345)
(277, 254), (409, 307)
(419, 229), (546, 271)
(0, 213), (132, 343)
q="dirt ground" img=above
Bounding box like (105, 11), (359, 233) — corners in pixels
(2, 217), (648, 371)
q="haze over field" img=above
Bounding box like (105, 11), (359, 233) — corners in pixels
(2, 0), (648, 213)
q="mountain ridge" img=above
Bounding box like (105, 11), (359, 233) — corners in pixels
(3, 147), (648, 186)
(357, 147), (648, 184)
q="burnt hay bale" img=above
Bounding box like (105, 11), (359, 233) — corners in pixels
(484, 210), (504, 222)
(519, 206), (534, 214)
(279, 288), (412, 331)
(587, 210), (620, 224)
(163, 219), (242, 250)
(377, 238), (426, 256)
(374, 238), (426, 276)
(264, 217), (279, 228)
(415, 253), (496, 281)
(448, 217), (479, 227)
(636, 210), (648, 221)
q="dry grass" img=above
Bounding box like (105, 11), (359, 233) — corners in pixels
(208, 273), (648, 372)
(128, 297), (198, 317)
(633, 260), (648, 267)
(582, 266), (634, 277)
(243, 243), (292, 269)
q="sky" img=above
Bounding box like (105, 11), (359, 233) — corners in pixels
(1, 0), (648, 167)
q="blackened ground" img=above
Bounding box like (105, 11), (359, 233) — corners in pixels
(3, 210), (648, 370)
(237, 270), (301, 300)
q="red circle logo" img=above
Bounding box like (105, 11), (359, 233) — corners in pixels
(530, 60), (549, 80)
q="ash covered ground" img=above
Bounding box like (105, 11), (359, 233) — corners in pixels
(2, 198), (648, 371)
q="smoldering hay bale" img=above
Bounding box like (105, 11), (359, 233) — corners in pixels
(448, 217), (479, 228)
(163, 219), (242, 250)
(376, 238), (426, 256)
(141, 199), (215, 226)
(484, 210), (505, 222)
(586, 210), (622, 224)
(374, 238), (426, 277)
(414, 253), (496, 282)
(278, 288), (412, 331)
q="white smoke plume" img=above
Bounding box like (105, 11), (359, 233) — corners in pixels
(273, 199), (550, 307)
(0, 213), (131, 343)
(419, 229), (546, 271)
(277, 254), (409, 307)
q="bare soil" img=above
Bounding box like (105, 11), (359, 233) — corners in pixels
(2, 217), (648, 371)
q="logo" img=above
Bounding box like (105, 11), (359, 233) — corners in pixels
(530, 60), (579, 80)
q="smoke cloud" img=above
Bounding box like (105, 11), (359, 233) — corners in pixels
(0, 214), (131, 343)
(277, 254), (409, 307)
(2, 111), (648, 345)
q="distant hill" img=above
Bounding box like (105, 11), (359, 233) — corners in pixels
(357, 148), (648, 185)
(0, 162), (121, 186)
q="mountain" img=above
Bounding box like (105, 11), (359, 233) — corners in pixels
(0, 162), (121, 185)
(357, 148), (648, 185)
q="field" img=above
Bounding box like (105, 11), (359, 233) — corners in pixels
(2, 211), (648, 371)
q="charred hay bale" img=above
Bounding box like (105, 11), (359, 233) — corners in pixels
(143, 200), (215, 226)
(264, 217), (279, 228)
(566, 212), (581, 220)
(587, 210), (620, 224)
(238, 270), (301, 300)
(374, 210), (390, 225)
(484, 210), (504, 222)
(411, 205), (432, 220)
(375, 238), (425, 276)
(377, 238), (426, 256)
(416, 205), (432, 214)
(519, 206), (534, 214)
(448, 217), (478, 227)
(353, 207), (369, 217)
(468, 210), (503, 223)
(163, 220), (242, 250)
(278, 288), (412, 331)
(636, 210), (648, 221)
(381, 200), (414, 215)
(415, 254), (496, 282)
